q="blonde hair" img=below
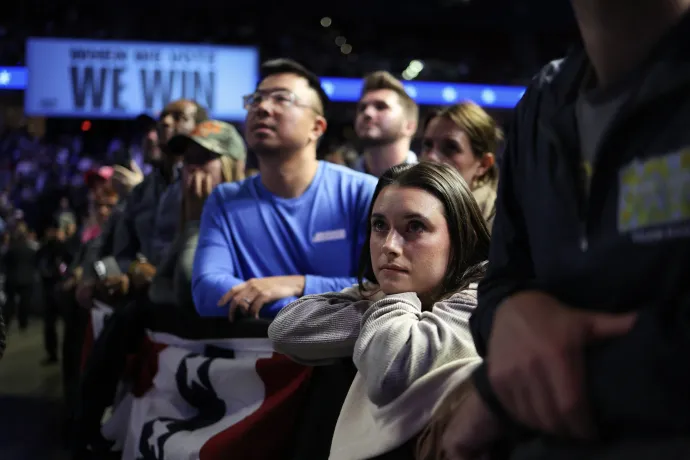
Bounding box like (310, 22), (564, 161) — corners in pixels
(219, 155), (245, 183)
(361, 71), (419, 126)
(424, 102), (503, 185)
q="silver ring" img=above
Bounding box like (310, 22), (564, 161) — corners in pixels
(243, 297), (251, 304)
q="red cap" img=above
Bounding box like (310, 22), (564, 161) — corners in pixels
(84, 166), (114, 189)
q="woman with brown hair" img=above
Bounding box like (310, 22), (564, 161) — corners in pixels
(269, 162), (490, 460)
(420, 102), (503, 229)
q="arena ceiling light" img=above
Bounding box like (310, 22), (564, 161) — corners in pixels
(320, 17), (332, 27)
(402, 60), (424, 80)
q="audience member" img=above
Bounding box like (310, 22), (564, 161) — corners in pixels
(149, 120), (246, 308)
(270, 162), (490, 460)
(81, 166), (115, 243)
(442, 1), (690, 459)
(2, 222), (38, 332)
(420, 102), (502, 229)
(105, 99), (208, 299)
(55, 196), (76, 235)
(36, 220), (69, 365)
(192, 58), (377, 319)
(352, 71), (419, 177)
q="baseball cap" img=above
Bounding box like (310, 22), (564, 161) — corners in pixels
(84, 166), (114, 189)
(168, 120), (246, 162)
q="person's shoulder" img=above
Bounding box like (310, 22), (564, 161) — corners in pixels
(519, 48), (586, 113)
(129, 176), (149, 197)
(211, 176), (257, 201)
(445, 285), (479, 308)
(322, 161), (376, 183)
(532, 58), (569, 90)
(128, 171), (158, 201)
(321, 161), (378, 190)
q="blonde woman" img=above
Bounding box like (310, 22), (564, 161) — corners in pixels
(420, 102), (503, 229)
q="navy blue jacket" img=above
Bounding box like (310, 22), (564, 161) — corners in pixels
(471, 12), (690, 439)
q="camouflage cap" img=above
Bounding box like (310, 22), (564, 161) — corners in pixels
(168, 120), (246, 161)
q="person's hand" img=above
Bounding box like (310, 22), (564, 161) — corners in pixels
(486, 291), (637, 439)
(99, 274), (130, 297)
(112, 161), (144, 194)
(129, 261), (156, 289)
(75, 280), (95, 309)
(218, 276), (306, 321)
(442, 385), (503, 460)
(185, 170), (213, 222)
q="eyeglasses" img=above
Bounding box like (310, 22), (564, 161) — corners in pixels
(242, 89), (322, 115)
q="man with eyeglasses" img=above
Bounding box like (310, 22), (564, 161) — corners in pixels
(189, 59), (375, 459)
(192, 58), (376, 321)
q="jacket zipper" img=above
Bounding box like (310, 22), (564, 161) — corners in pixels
(539, 121), (590, 252)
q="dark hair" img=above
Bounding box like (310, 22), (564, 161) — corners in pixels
(423, 102), (503, 184)
(160, 99), (209, 125)
(361, 71), (419, 126)
(357, 162), (491, 302)
(193, 102), (209, 124)
(259, 58), (330, 115)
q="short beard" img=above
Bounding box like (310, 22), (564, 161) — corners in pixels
(358, 131), (403, 149)
(357, 120), (406, 149)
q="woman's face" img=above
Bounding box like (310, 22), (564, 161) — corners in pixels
(369, 185), (451, 302)
(420, 116), (484, 188)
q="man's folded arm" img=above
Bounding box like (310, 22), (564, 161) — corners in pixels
(585, 297), (690, 437)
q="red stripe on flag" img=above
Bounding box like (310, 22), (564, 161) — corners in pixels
(126, 336), (169, 398)
(199, 354), (312, 460)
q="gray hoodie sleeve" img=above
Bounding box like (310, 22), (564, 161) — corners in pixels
(269, 286), (480, 407)
(353, 289), (479, 406)
(268, 285), (376, 365)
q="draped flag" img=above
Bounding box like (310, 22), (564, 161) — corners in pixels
(86, 304), (312, 460)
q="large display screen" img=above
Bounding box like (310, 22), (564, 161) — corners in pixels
(25, 38), (258, 120)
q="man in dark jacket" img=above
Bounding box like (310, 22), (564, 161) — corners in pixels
(3, 222), (38, 332)
(443, 1), (690, 459)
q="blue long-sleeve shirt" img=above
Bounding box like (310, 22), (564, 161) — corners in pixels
(192, 161), (377, 317)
